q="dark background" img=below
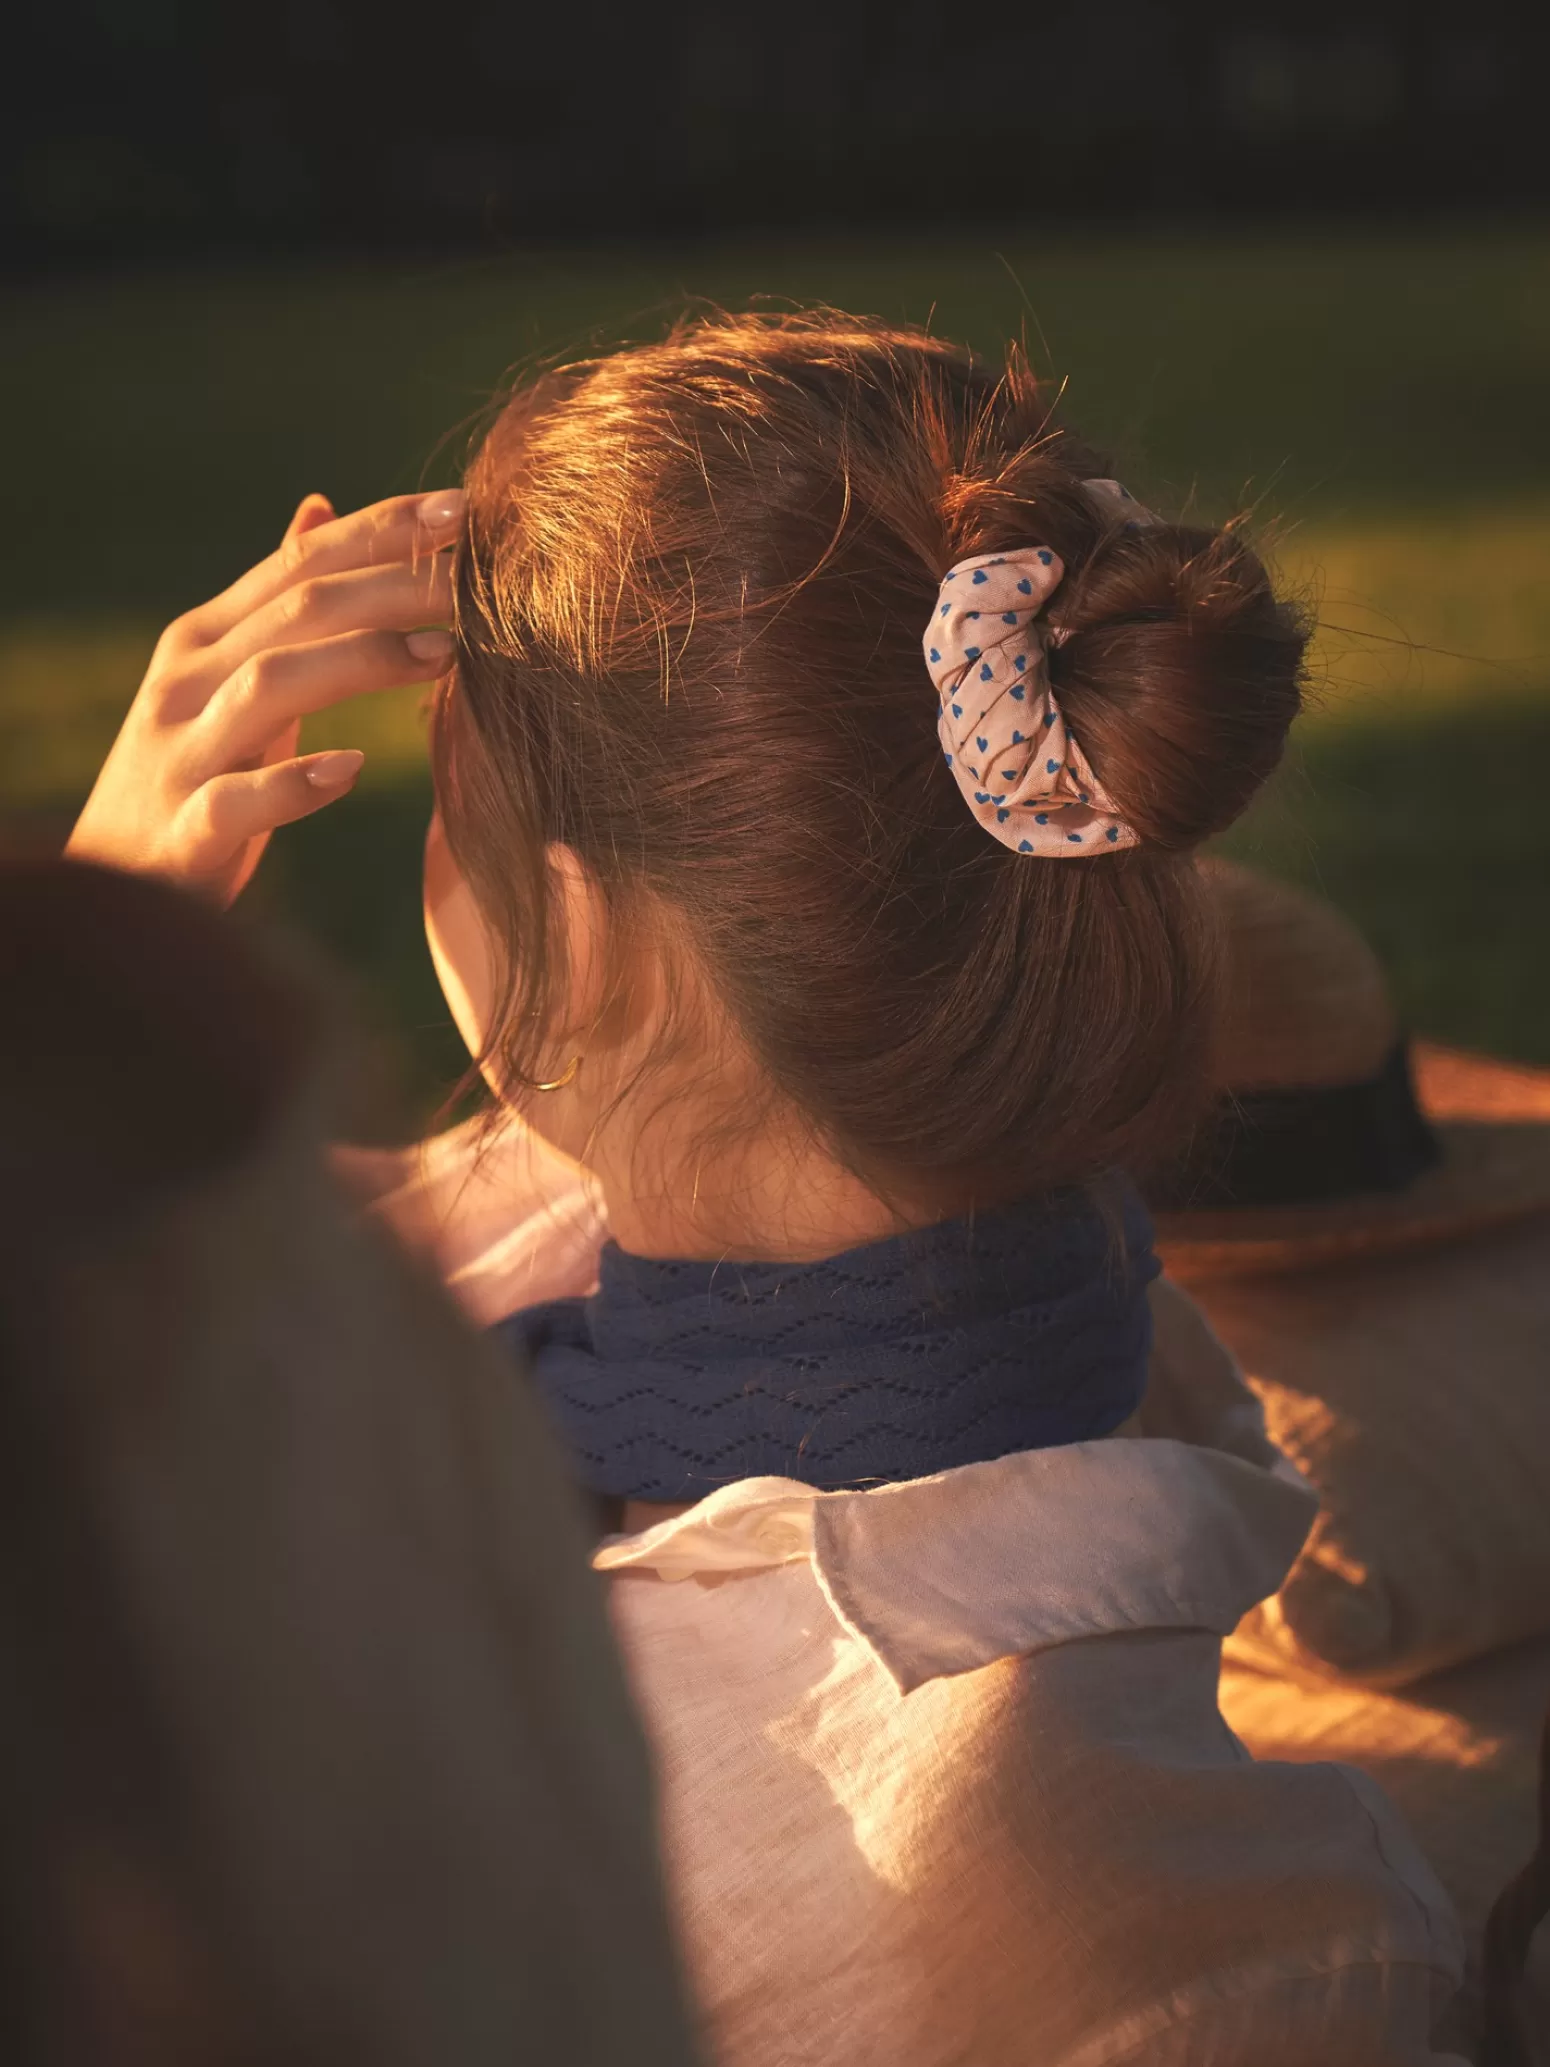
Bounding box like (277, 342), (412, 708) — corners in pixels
(4, 1), (1545, 274)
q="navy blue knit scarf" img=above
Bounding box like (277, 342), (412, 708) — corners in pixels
(504, 1182), (1157, 1504)
(498, 1184), (1159, 1503)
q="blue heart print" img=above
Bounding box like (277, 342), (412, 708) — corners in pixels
(931, 540), (1134, 857)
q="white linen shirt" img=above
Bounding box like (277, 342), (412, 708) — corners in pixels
(371, 1121), (1468, 2065)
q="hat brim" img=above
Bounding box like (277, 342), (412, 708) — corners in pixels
(1156, 1046), (1550, 1281)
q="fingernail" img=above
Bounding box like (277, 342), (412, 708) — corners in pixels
(406, 627), (455, 664)
(418, 488), (466, 530)
(305, 750), (365, 788)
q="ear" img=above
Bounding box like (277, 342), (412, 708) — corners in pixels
(423, 811), (496, 1063)
(546, 842), (612, 1045)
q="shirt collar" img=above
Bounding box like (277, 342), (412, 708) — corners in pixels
(593, 1437), (1315, 1695)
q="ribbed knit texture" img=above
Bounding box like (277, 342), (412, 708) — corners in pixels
(499, 1185), (1159, 1502)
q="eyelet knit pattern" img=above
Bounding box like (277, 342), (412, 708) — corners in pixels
(500, 1186), (1158, 1502)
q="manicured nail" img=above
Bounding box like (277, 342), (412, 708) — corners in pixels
(305, 750), (365, 788)
(406, 627), (455, 664)
(418, 488), (466, 530)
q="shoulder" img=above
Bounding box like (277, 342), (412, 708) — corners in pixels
(905, 1637), (1462, 2060)
(638, 1590), (1463, 2063)
(605, 1455), (1461, 2061)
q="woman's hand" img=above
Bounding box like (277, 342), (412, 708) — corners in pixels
(66, 488), (463, 905)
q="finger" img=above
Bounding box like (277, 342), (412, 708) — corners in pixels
(185, 488), (465, 645)
(179, 751), (365, 871)
(153, 558), (455, 727)
(189, 626), (455, 777)
(285, 492), (336, 543)
(205, 556), (456, 683)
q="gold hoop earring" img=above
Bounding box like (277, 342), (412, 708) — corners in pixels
(530, 1054), (582, 1094)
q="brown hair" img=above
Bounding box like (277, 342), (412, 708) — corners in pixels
(436, 310), (1308, 1203)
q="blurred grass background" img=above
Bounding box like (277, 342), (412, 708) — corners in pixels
(3, 226), (1547, 1126)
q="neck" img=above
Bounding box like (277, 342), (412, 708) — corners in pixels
(595, 1128), (917, 1262)
(513, 1003), (947, 1263)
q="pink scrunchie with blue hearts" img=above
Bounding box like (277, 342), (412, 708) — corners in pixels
(926, 478), (1152, 856)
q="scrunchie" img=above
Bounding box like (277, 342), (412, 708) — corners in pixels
(925, 477), (1152, 857)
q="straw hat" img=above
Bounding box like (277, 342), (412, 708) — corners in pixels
(1153, 861), (1550, 1281)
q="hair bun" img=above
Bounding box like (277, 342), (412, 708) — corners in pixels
(1048, 525), (1307, 852)
(448, 311), (1312, 1203)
